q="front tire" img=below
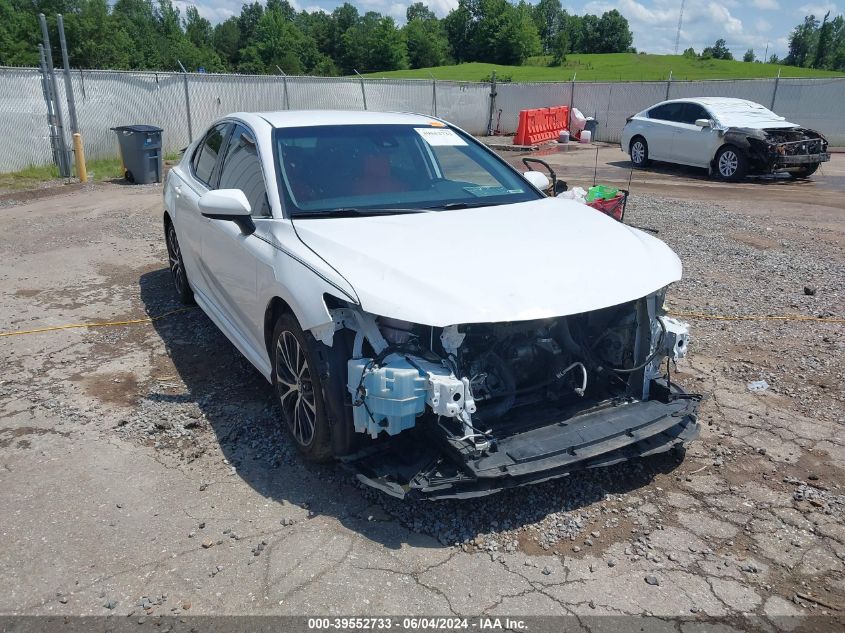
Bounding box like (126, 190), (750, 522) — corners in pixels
(715, 146), (748, 181)
(165, 220), (194, 305)
(793, 163), (820, 178)
(630, 137), (650, 168)
(271, 313), (333, 462)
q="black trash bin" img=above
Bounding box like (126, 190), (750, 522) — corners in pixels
(111, 125), (163, 184)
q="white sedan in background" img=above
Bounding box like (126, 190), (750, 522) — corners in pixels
(621, 97), (829, 181)
(162, 110), (698, 499)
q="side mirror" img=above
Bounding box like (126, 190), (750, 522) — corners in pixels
(199, 189), (255, 235)
(523, 170), (550, 191)
(695, 118), (712, 128)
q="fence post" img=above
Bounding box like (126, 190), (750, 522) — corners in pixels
(486, 71), (497, 136)
(354, 70), (367, 110)
(39, 13), (71, 177)
(665, 70), (673, 100)
(602, 83), (613, 143)
(276, 66), (290, 109)
(177, 61), (193, 142)
(432, 78), (437, 117)
(569, 73), (576, 115)
(771, 68), (781, 110)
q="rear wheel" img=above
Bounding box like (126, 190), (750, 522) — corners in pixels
(715, 146), (748, 181)
(272, 313), (333, 462)
(165, 220), (194, 305)
(629, 137), (650, 168)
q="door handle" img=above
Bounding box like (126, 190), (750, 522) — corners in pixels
(174, 185), (182, 195)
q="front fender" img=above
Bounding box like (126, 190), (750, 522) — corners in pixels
(255, 221), (359, 346)
(713, 128), (771, 172)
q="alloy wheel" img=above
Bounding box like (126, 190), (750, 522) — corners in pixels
(275, 330), (316, 447)
(167, 224), (185, 296)
(718, 150), (739, 178)
(631, 141), (645, 165)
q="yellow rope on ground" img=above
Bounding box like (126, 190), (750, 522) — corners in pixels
(0, 307), (195, 338)
(669, 311), (845, 324)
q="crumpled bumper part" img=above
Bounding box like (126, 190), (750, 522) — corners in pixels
(343, 385), (700, 500)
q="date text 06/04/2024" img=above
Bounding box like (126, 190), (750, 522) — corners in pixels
(306, 617), (529, 630)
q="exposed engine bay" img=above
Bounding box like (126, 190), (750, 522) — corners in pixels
(330, 291), (699, 499)
(725, 126), (830, 174)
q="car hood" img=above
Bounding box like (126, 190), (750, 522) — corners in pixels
(292, 197), (682, 326)
(711, 105), (796, 130)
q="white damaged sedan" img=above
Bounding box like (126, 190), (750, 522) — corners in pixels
(163, 110), (699, 499)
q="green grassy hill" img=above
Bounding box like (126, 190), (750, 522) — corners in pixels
(364, 53), (845, 82)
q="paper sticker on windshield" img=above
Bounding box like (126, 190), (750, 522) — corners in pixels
(415, 127), (467, 146)
(464, 185), (521, 197)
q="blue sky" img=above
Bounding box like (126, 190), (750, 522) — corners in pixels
(177, 0), (840, 59)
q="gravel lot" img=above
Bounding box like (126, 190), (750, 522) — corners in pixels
(1, 152), (843, 629)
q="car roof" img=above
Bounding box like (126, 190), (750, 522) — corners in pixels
(651, 97), (767, 112)
(237, 110), (441, 129)
(642, 97), (792, 127)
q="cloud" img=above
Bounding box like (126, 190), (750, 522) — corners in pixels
(172, 0), (801, 58)
(428, 0), (459, 16)
(580, 1), (753, 54)
(797, 2), (839, 15)
(173, 0), (236, 22)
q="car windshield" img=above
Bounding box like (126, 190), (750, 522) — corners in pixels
(273, 123), (542, 216)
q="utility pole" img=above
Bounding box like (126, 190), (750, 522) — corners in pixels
(674, 0), (685, 55)
(56, 15), (78, 134)
(38, 44), (61, 171)
(57, 14), (86, 182)
(39, 13), (71, 177)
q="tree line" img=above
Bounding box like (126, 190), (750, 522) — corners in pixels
(678, 12), (845, 71)
(782, 11), (845, 71)
(0, 0), (632, 75)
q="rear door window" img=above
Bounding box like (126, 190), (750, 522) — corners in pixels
(192, 124), (230, 186)
(648, 103), (685, 122)
(217, 125), (271, 217)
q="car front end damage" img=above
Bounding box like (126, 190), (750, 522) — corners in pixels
(329, 291), (700, 500)
(724, 126), (830, 174)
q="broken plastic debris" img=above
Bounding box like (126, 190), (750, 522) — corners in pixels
(557, 186), (588, 204)
(747, 380), (769, 393)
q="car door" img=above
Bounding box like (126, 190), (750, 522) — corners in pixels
(643, 103), (685, 162)
(670, 103), (719, 168)
(201, 123), (272, 355)
(172, 123), (231, 297)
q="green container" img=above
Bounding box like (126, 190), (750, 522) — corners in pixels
(586, 185), (619, 202)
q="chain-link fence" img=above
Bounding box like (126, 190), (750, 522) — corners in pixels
(1, 66), (843, 173)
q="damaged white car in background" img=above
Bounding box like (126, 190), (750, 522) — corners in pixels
(162, 110), (699, 499)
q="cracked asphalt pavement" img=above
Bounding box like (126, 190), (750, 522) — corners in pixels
(1, 152), (843, 630)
